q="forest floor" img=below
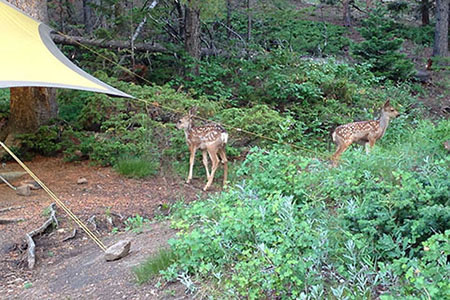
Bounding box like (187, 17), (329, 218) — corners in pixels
(0, 156), (213, 299)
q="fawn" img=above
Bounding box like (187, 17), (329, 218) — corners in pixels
(331, 100), (399, 165)
(176, 107), (228, 191)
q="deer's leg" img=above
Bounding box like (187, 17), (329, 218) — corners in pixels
(204, 147), (219, 191)
(365, 142), (371, 154)
(202, 150), (210, 178)
(366, 138), (376, 154)
(331, 142), (350, 166)
(187, 146), (197, 184)
(218, 147), (228, 187)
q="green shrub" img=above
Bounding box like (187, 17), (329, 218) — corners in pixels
(0, 89), (9, 118)
(133, 249), (177, 284)
(351, 7), (414, 81)
(114, 157), (159, 178)
(124, 214), (149, 233)
(17, 125), (62, 156)
(163, 119), (449, 298)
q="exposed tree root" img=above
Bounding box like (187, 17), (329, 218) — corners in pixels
(62, 229), (77, 242)
(25, 203), (58, 269)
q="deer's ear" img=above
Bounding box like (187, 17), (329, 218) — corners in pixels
(384, 100), (391, 108)
(189, 106), (197, 116)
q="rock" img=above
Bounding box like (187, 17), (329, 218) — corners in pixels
(77, 177), (88, 184)
(20, 180), (41, 190)
(16, 185), (31, 196)
(105, 240), (131, 261)
(414, 70), (431, 83)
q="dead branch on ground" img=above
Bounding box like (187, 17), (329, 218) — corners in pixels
(25, 203), (58, 269)
(62, 229), (77, 242)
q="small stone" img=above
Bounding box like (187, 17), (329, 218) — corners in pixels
(105, 240), (131, 261)
(77, 177), (88, 184)
(16, 185), (31, 196)
(20, 180), (41, 190)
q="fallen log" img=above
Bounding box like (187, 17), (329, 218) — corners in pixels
(25, 203), (58, 269)
(51, 34), (169, 53)
(51, 34), (227, 58)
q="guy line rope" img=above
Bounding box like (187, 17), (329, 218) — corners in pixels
(0, 141), (107, 252)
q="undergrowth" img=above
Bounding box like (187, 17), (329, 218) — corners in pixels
(157, 119), (449, 299)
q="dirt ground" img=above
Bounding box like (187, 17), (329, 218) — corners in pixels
(0, 156), (211, 299)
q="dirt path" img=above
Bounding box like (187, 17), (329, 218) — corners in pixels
(8, 223), (189, 300)
(0, 156), (210, 299)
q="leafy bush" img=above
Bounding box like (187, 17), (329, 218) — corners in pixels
(394, 24), (434, 46)
(124, 214), (149, 233)
(0, 89), (9, 118)
(17, 125), (62, 156)
(162, 119), (449, 298)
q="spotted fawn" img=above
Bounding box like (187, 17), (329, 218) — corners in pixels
(176, 107), (228, 191)
(331, 100), (399, 165)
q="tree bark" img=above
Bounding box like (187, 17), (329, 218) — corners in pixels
(226, 0), (232, 39)
(83, 0), (94, 34)
(343, 0), (352, 27)
(4, 0), (58, 145)
(247, 0), (252, 42)
(433, 0), (449, 60)
(8, 88), (58, 135)
(420, 0), (430, 26)
(184, 2), (201, 59)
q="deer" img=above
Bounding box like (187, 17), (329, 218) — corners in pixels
(331, 100), (399, 166)
(176, 107), (228, 191)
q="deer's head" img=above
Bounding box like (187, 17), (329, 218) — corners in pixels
(176, 107), (197, 130)
(382, 100), (399, 119)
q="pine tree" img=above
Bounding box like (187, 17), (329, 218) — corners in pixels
(351, 7), (414, 81)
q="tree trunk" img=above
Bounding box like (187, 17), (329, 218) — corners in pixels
(421, 0), (430, 26)
(343, 0), (352, 27)
(8, 88), (58, 135)
(247, 0), (252, 42)
(226, 0), (232, 39)
(433, 0), (449, 61)
(3, 0), (58, 145)
(83, 0), (94, 34)
(185, 3), (201, 59)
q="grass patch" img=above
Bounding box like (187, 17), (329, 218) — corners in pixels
(133, 248), (176, 284)
(113, 157), (159, 178)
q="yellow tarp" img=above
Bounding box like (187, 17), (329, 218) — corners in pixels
(0, 0), (132, 98)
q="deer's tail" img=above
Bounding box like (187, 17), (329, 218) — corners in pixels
(221, 132), (229, 144)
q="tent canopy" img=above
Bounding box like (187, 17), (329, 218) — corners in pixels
(0, 0), (132, 98)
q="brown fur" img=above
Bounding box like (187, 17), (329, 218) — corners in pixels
(331, 100), (399, 165)
(176, 107), (228, 191)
